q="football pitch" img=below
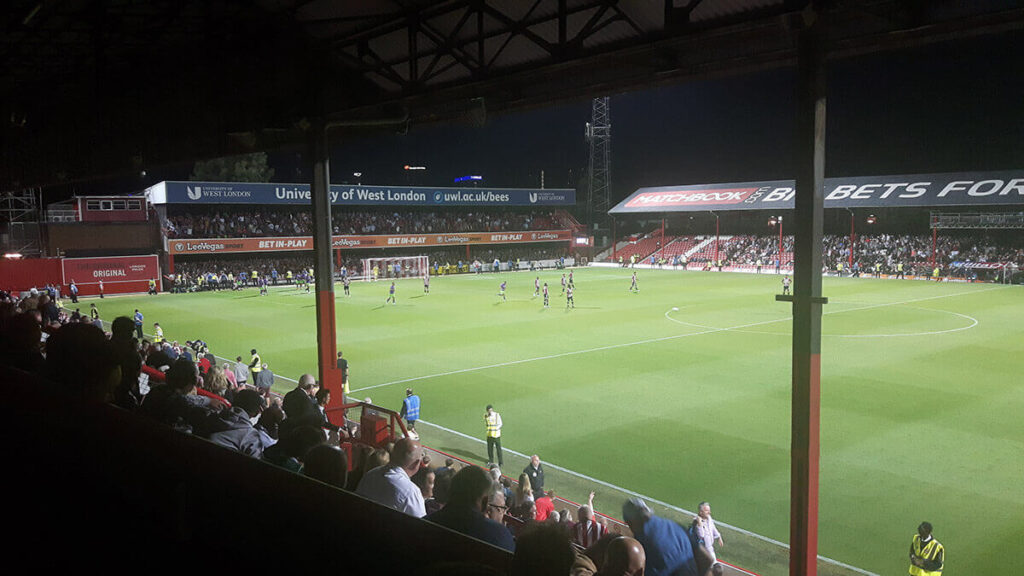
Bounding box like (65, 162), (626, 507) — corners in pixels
(94, 268), (1023, 576)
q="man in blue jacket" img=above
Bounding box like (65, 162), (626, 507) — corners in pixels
(622, 498), (698, 576)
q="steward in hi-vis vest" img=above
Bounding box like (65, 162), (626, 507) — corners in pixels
(909, 522), (944, 576)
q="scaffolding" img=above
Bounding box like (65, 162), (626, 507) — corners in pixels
(586, 97), (612, 225)
(0, 188), (43, 256)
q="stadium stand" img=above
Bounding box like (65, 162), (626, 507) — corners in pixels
(165, 207), (573, 238)
(605, 231), (1022, 279)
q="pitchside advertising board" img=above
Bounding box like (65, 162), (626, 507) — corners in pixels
(610, 170), (1024, 213)
(146, 181), (575, 207)
(61, 255), (160, 295)
(168, 231), (573, 255)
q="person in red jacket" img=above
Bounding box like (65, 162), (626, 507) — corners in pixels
(534, 489), (556, 522)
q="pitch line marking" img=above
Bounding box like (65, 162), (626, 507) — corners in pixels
(416, 418), (880, 576)
(353, 286), (1005, 393)
(666, 306), (979, 338)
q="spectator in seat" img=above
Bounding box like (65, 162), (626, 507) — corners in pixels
(205, 389), (267, 458)
(302, 444), (348, 489)
(511, 522), (575, 576)
(262, 425), (326, 472)
(427, 465), (454, 515)
(573, 492), (608, 549)
(535, 489), (556, 522)
(426, 465), (515, 552)
(255, 403), (284, 447)
(141, 358), (219, 434)
(281, 373), (321, 431)
(411, 466), (436, 504)
(145, 342), (173, 371)
(485, 486), (508, 526)
(204, 365), (231, 401)
(436, 457), (456, 477)
(571, 535), (646, 576)
(622, 498), (699, 576)
(43, 322), (120, 403)
(356, 437), (426, 517)
(512, 473), (534, 511)
(0, 311), (44, 373)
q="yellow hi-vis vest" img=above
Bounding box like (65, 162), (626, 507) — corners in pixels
(485, 412), (501, 438)
(250, 354), (262, 372)
(909, 534), (943, 576)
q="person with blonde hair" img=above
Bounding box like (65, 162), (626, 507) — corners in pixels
(513, 472), (534, 511)
(205, 365), (230, 399)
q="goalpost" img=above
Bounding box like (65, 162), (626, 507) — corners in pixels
(361, 255), (429, 281)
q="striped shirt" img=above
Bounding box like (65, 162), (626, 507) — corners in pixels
(572, 519), (608, 549)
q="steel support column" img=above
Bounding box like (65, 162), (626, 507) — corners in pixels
(789, 10), (826, 576)
(309, 122), (341, 404)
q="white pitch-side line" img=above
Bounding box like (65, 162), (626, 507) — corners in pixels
(354, 286), (1007, 393)
(416, 418), (880, 576)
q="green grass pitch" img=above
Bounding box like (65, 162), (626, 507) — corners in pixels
(91, 268), (1023, 576)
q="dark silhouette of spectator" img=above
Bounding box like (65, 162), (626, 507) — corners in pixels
(302, 444), (349, 489)
(511, 521), (575, 576)
(262, 425), (325, 472)
(427, 465), (454, 515)
(572, 535), (647, 576)
(43, 322), (120, 403)
(0, 311), (44, 373)
(255, 403), (284, 445)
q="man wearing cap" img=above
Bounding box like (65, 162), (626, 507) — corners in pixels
(622, 498), (698, 576)
(205, 389), (268, 458)
(484, 404), (503, 466)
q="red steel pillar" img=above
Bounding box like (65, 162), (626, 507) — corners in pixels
(786, 9), (827, 576)
(310, 122), (342, 406)
(714, 215), (720, 266)
(779, 218), (784, 265)
(612, 219), (617, 261)
(660, 218), (666, 259)
(848, 211), (855, 269)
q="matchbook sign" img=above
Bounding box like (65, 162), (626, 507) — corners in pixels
(168, 231), (574, 255)
(611, 171), (1024, 213)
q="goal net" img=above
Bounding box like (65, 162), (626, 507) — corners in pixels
(361, 255), (430, 281)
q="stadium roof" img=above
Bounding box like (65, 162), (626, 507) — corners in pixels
(3, 0), (1023, 189)
(609, 170), (1024, 214)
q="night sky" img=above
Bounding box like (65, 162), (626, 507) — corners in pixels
(80, 28), (1024, 213)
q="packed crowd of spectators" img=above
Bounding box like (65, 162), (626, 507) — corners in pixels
(169, 245), (575, 292)
(165, 207), (568, 239)
(1, 286), (724, 576)
(625, 232), (1022, 279)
